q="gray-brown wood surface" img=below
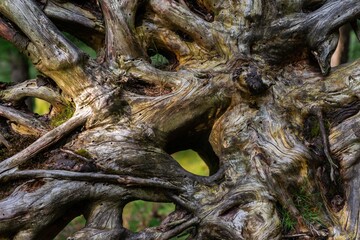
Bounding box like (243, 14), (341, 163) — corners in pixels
(0, 0), (360, 239)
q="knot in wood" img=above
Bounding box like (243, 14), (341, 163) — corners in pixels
(232, 65), (268, 95)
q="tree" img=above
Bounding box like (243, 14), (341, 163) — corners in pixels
(331, 24), (351, 67)
(0, 0), (359, 239)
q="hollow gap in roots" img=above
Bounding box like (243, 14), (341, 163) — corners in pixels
(172, 149), (209, 176)
(165, 130), (220, 176)
(122, 200), (175, 232)
(54, 215), (86, 240)
(302, 0), (326, 13)
(183, 0), (214, 22)
(123, 77), (173, 96)
(32, 98), (51, 115)
(135, 0), (149, 28)
(62, 32), (97, 58)
(174, 30), (194, 42)
(147, 46), (179, 71)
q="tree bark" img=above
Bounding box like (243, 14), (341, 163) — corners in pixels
(0, 0), (360, 239)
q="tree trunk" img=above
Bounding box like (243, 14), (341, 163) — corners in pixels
(0, 0), (360, 239)
(331, 24), (351, 67)
(9, 50), (34, 111)
(9, 51), (29, 84)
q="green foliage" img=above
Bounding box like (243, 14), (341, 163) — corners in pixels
(33, 98), (50, 115)
(0, 32), (94, 83)
(50, 105), (75, 127)
(310, 121), (320, 138)
(0, 38), (38, 83)
(150, 53), (169, 68)
(63, 32), (96, 58)
(170, 233), (191, 240)
(279, 183), (324, 233)
(293, 185), (323, 226)
(279, 206), (296, 232)
(349, 30), (360, 62)
(172, 150), (209, 176)
(0, 39), (16, 83)
(123, 200), (175, 232)
(54, 216), (86, 240)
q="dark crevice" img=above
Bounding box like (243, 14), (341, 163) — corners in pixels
(45, 205), (85, 240)
(232, 65), (270, 95)
(175, 30), (194, 42)
(135, 0), (148, 28)
(302, 0), (326, 13)
(303, 113), (345, 213)
(147, 45), (179, 71)
(219, 204), (240, 219)
(325, 99), (360, 127)
(183, 0), (214, 22)
(123, 78), (172, 96)
(192, 135), (219, 175)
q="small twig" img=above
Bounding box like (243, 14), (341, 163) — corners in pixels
(282, 228), (327, 238)
(314, 108), (338, 182)
(308, 224), (321, 237)
(158, 217), (198, 240)
(0, 169), (184, 191)
(167, 193), (197, 212)
(117, 176), (183, 190)
(0, 169), (120, 184)
(60, 148), (93, 162)
(282, 233), (310, 238)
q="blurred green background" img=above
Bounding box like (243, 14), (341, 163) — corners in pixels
(1, 30), (360, 239)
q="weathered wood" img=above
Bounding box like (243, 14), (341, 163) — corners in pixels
(0, 0), (359, 239)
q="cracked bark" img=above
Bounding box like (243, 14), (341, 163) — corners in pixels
(0, 0), (360, 239)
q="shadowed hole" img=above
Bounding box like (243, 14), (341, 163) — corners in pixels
(172, 149), (209, 176)
(147, 46), (178, 71)
(174, 30), (194, 42)
(123, 200), (175, 232)
(124, 78), (172, 96)
(183, 0), (214, 22)
(150, 53), (169, 68)
(219, 205), (243, 222)
(135, 0), (148, 28)
(302, 0), (326, 12)
(54, 215), (86, 240)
